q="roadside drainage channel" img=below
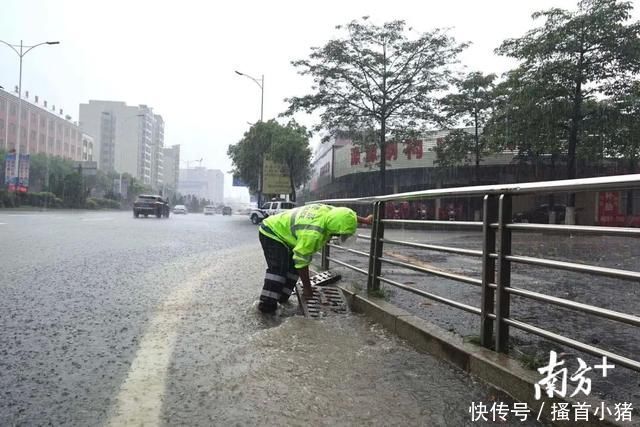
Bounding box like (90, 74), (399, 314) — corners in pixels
(337, 282), (627, 427)
(295, 271), (349, 318)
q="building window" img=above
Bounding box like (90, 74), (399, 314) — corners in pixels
(0, 118), (4, 130)
(0, 99), (5, 111)
(9, 123), (16, 135)
(9, 102), (17, 115)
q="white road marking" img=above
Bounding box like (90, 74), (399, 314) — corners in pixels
(107, 270), (205, 426)
(0, 222), (7, 225)
(80, 217), (113, 222)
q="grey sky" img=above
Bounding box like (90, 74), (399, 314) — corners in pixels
(1, 0), (638, 201)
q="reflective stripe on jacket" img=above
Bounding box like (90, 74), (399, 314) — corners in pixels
(259, 204), (356, 269)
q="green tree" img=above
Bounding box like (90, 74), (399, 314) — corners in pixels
(228, 121), (277, 203)
(286, 17), (465, 194)
(485, 69), (569, 179)
(497, 0), (640, 213)
(268, 120), (312, 201)
(437, 72), (497, 181)
(228, 119), (312, 202)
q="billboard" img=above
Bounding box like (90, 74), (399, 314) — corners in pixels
(5, 153), (29, 193)
(262, 158), (291, 194)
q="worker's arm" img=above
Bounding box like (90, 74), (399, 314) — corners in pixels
(297, 266), (313, 298)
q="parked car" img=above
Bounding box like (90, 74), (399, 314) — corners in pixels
(222, 206), (233, 216)
(133, 195), (170, 218)
(204, 205), (215, 215)
(513, 204), (567, 224)
(249, 201), (295, 224)
(173, 204), (188, 214)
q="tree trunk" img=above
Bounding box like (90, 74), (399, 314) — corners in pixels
(289, 168), (296, 202)
(379, 121), (387, 195)
(626, 156), (637, 216)
(474, 108), (480, 185)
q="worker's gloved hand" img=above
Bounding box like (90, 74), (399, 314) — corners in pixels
(357, 214), (374, 225)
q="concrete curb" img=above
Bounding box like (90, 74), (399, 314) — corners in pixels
(339, 284), (623, 427)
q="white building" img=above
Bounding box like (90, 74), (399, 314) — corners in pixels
(79, 100), (165, 188)
(162, 144), (180, 193)
(178, 167), (224, 203)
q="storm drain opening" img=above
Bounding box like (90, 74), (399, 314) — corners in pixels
(295, 271), (349, 318)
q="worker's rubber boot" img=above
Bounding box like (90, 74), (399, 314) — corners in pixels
(258, 300), (277, 314)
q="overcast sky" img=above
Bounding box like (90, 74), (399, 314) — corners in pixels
(1, 0), (638, 201)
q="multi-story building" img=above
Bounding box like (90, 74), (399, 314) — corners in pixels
(178, 167), (224, 204)
(0, 87), (85, 160)
(79, 100), (165, 188)
(162, 144), (180, 193)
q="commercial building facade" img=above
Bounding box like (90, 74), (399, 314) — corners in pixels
(79, 100), (165, 188)
(0, 87), (85, 160)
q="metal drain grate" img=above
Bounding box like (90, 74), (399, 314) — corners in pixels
(295, 271), (348, 318)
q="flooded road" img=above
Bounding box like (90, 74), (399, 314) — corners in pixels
(0, 211), (520, 426)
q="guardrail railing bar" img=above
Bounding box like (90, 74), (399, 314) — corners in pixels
(315, 173), (640, 205)
(357, 234), (372, 240)
(495, 194), (513, 353)
(381, 219), (483, 228)
(481, 194), (498, 348)
(377, 276), (482, 315)
(367, 201), (385, 292)
(378, 256), (483, 286)
(504, 255), (640, 282)
(325, 256), (368, 276)
(504, 318), (640, 372)
(504, 223), (640, 237)
(327, 243), (370, 258)
(321, 241), (330, 270)
(500, 285), (640, 327)
(381, 238), (483, 257)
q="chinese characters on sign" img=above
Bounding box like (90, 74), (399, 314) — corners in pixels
(349, 141), (423, 166)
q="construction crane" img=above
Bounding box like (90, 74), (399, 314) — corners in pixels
(182, 158), (204, 169)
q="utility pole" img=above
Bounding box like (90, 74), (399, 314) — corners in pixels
(0, 39), (59, 194)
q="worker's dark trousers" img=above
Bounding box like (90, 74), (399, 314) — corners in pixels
(258, 232), (299, 313)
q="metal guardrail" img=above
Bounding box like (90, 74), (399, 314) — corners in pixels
(316, 173), (640, 372)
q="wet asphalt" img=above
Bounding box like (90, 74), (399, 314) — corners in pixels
(0, 210), (533, 426)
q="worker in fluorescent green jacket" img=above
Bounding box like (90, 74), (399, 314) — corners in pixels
(257, 203), (372, 314)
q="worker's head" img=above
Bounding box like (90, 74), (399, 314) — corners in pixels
(326, 207), (357, 237)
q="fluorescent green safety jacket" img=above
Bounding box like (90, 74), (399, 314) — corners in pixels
(259, 204), (357, 269)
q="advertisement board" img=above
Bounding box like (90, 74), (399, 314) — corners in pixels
(262, 158), (291, 194)
(5, 153), (30, 193)
(331, 130), (515, 179)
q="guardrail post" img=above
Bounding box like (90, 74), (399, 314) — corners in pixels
(367, 201), (385, 292)
(495, 194), (512, 353)
(321, 243), (330, 270)
(480, 194), (498, 348)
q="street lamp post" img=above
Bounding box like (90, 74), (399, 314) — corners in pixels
(235, 70), (264, 206)
(0, 39), (59, 194)
(235, 70), (263, 122)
